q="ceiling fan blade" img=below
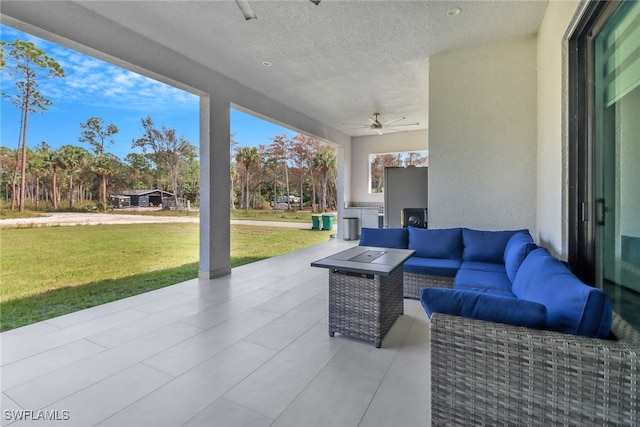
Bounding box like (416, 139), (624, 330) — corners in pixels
(368, 117), (378, 125)
(376, 128), (384, 136)
(340, 122), (369, 126)
(310, 0), (321, 4)
(382, 116), (406, 126)
(389, 122), (420, 127)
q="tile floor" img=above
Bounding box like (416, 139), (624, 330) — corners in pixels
(1, 239), (431, 427)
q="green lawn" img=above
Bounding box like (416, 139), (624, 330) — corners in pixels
(0, 223), (333, 331)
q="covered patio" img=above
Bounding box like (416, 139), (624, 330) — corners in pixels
(2, 1), (638, 425)
(1, 239), (430, 426)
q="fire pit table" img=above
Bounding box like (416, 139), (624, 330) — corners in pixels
(311, 246), (414, 347)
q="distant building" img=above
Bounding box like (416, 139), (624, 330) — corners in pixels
(121, 189), (176, 208)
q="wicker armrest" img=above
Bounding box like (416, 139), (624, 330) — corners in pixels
(430, 312), (640, 426)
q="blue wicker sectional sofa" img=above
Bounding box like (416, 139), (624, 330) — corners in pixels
(359, 226), (612, 338)
(359, 227), (536, 299)
(359, 226), (640, 425)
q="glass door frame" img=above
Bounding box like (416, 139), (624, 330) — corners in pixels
(568, 0), (622, 285)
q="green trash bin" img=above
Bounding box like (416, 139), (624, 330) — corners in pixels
(321, 213), (334, 230)
(312, 215), (322, 230)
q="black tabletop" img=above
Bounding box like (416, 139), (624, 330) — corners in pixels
(311, 246), (414, 276)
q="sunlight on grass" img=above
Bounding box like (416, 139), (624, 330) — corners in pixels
(0, 223), (333, 331)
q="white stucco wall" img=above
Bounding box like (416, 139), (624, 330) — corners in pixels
(536, 0), (580, 258)
(350, 130), (428, 204)
(428, 37), (537, 232)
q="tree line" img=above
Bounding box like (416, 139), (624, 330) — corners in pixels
(232, 134), (337, 212)
(2, 38), (337, 213)
(0, 115), (199, 211)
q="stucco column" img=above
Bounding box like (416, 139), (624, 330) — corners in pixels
(199, 96), (231, 279)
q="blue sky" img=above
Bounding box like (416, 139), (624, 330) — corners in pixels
(1, 25), (297, 160)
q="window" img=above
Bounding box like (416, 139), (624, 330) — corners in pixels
(369, 151), (428, 193)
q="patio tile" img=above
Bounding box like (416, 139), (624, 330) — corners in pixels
(1, 339), (105, 390)
(1, 392), (23, 425)
(271, 365), (380, 427)
(223, 322), (346, 420)
(1, 309), (147, 365)
(359, 305), (431, 427)
(243, 297), (328, 351)
(179, 288), (280, 330)
(96, 341), (277, 427)
(255, 279), (326, 315)
(13, 363), (172, 427)
(183, 398), (273, 427)
(143, 308), (279, 377)
(0, 322), (59, 347)
(86, 297), (221, 348)
(4, 322), (201, 410)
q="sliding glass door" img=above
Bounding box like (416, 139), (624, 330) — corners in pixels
(594, 0), (640, 327)
(571, 0), (640, 330)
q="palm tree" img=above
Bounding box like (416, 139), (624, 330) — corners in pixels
(313, 148), (336, 213)
(79, 117), (118, 211)
(28, 144), (48, 208)
(58, 145), (89, 207)
(291, 134), (318, 210)
(235, 146), (259, 209)
(40, 143), (64, 209)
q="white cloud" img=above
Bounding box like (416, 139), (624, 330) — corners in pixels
(1, 25), (199, 114)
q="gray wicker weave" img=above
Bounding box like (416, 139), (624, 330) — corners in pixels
(430, 312), (640, 426)
(403, 272), (454, 299)
(328, 266), (404, 348)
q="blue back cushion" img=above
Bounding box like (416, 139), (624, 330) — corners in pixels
(503, 231), (537, 282)
(420, 288), (547, 329)
(408, 227), (462, 259)
(359, 227), (408, 249)
(462, 228), (526, 263)
(512, 248), (612, 338)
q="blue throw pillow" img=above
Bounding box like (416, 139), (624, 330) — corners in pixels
(462, 228), (527, 263)
(512, 248), (612, 338)
(503, 231), (537, 282)
(359, 227), (408, 249)
(408, 227), (462, 259)
(420, 287), (547, 329)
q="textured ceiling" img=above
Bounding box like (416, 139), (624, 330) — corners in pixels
(73, 0), (548, 137)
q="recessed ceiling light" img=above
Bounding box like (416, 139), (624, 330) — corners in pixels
(354, 97), (362, 101)
(262, 61), (273, 67)
(447, 7), (461, 17)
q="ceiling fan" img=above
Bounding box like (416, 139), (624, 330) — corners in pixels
(341, 113), (420, 135)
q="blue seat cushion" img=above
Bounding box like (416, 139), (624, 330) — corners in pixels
(403, 257), (461, 277)
(454, 269), (513, 293)
(512, 248), (612, 338)
(503, 231), (537, 282)
(451, 285), (515, 298)
(359, 227), (408, 249)
(420, 288), (547, 329)
(462, 228), (527, 263)
(408, 227), (462, 259)
(460, 261), (506, 273)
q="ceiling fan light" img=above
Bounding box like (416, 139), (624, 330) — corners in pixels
(236, 0), (257, 20)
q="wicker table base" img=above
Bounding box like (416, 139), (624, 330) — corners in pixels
(328, 265), (404, 348)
